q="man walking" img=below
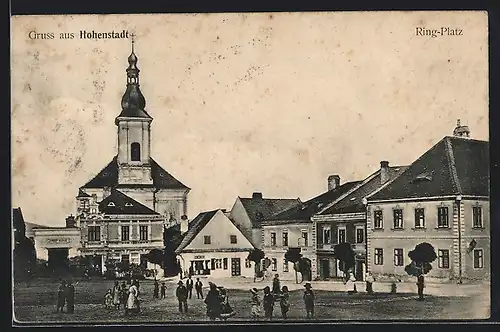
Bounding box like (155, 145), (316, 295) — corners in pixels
(56, 280), (67, 313)
(303, 283), (315, 319)
(195, 278), (204, 299)
(417, 274), (425, 301)
(176, 281), (188, 313)
(65, 280), (75, 314)
(186, 275), (194, 299)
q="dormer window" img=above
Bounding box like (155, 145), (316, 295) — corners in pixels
(108, 202), (115, 207)
(125, 202), (133, 207)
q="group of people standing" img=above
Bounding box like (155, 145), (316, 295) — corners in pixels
(56, 280), (76, 314)
(250, 274), (315, 320)
(175, 276), (205, 313)
(104, 279), (142, 316)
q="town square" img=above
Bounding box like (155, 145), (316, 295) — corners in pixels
(11, 12), (490, 324)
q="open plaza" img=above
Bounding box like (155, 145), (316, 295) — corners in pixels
(13, 277), (490, 323)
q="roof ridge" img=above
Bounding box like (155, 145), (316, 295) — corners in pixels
(444, 137), (462, 195)
(175, 210), (219, 253)
(445, 135), (488, 144)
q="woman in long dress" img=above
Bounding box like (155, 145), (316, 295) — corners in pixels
(126, 281), (139, 316)
(204, 282), (222, 321)
(218, 287), (235, 320)
(112, 281), (121, 309)
(250, 288), (261, 320)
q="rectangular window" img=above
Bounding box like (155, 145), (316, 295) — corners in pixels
(414, 208), (425, 228)
(374, 248), (384, 265)
(270, 232), (276, 246)
(230, 235), (237, 244)
(282, 231), (289, 246)
(245, 259), (252, 268)
(374, 210), (383, 229)
(214, 259), (222, 269)
(338, 228), (346, 244)
(121, 225), (130, 241)
(438, 249), (450, 269)
(473, 206), (483, 228)
(121, 254), (130, 266)
(139, 225), (148, 241)
(394, 248), (404, 266)
(356, 228), (364, 244)
(204, 235), (211, 245)
(88, 226), (100, 242)
(437, 207), (449, 228)
(323, 227), (331, 244)
(393, 209), (403, 229)
(302, 231), (309, 246)
(473, 249), (484, 269)
(271, 258), (277, 271)
(283, 259), (289, 272)
(223, 258), (228, 270)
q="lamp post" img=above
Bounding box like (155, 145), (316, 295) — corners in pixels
(456, 195), (463, 284)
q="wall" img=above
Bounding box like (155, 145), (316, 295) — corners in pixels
(33, 228), (81, 261)
(366, 198), (490, 280)
(229, 199), (256, 247)
(179, 251), (254, 279)
(183, 210), (254, 251)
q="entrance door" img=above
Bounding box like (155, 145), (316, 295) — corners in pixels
(48, 248), (69, 273)
(231, 258), (241, 276)
(320, 259), (330, 280)
(355, 260), (364, 281)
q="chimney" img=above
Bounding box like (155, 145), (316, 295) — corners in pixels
(180, 215), (189, 234)
(328, 175), (341, 191)
(252, 192), (263, 199)
(380, 161), (390, 184)
(65, 215), (76, 228)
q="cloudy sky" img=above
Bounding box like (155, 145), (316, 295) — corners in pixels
(11, 12), (488, 226)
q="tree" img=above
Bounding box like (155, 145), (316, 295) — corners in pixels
(13, 237), (36, 281)
(405, 242), (437, 277)
(333, 243), (355, 281)
(297, 257), (312, 282)
(247, 249), (265, 282)
(145, 249), (164, 279)
(163, 225), (184, 277)
(285, 247), (302, 284)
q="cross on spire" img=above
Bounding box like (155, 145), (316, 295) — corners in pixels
(130, 32), (136, 52)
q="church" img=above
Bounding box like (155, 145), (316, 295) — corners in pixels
(30, 40), (191, 275)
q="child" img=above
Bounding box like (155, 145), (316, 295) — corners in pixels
(279, 286), (290, 319)
(263, 286), (274, 320)
(250, 288), (261, 320)
(303, 283), (315, 319)
(104, 289), (113, 309)
(160, 282), (167, 299)
(219, 287), (236, 320)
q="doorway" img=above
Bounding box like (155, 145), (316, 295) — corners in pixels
(319, 259), (330, 280)
(355, 260), (364, 281)
(48, 248), (69, 272)
(231, 258), (241, 276)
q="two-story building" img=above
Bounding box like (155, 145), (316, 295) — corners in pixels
(261, 178), (360, 281)
(175, 209), (255, 278)
(365, 121), (489, 281)
(229, 193), (301, 249)
(312, 162), (408, 281)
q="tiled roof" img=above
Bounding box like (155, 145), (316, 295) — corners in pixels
(81, 156), (189, 190)
(319, 166), (408, 215)
(117, 107), (152, 119)
(239, 197), (301, 228)
(175, 210), (219, 253)
(98, 189), (160, 215)
(264, 181), (362, 224)
(368, 136), (489, 201)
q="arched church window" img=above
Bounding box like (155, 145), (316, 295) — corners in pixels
(131, 142), (141, 161)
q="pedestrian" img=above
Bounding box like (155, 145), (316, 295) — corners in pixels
(195, 278), (204, 299)
(417, 274), (425, 301)
(250, 288), (261, 320)
(65, 280), (75, 314)
(105, 289), (113, 309)
(120, 281), (128, 310)
(160, 282), (167, 299)
(112, 281), (121, 309)
(263, 286), (274, 320)
(56, 280), (66, 313)
(365, 272), (374, 295)
(219, 287), (236, 320)
(126, 280), (139, 316)
(272, 274), (281, 296)
(134, 280), (141, 314)
(346, 274), (357, 294)
(279, 286), (290, 319)
(176, 280), (188, 313)
(153, 279), (159, 299)
(186, 275), (194, 299)
(303, 282), (315, 319)
(204, 282), (222, 321)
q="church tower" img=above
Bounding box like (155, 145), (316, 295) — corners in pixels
(115, 37), (154, 185)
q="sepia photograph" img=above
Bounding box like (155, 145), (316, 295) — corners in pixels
(11, 11), (490, 324)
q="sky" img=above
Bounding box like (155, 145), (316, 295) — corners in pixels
(11, 12), (488, 226)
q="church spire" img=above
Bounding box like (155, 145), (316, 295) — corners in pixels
(119, 33), (147, 115)
(453, 118), (471, 138)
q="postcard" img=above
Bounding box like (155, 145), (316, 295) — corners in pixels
(11, 11), (490, 324)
